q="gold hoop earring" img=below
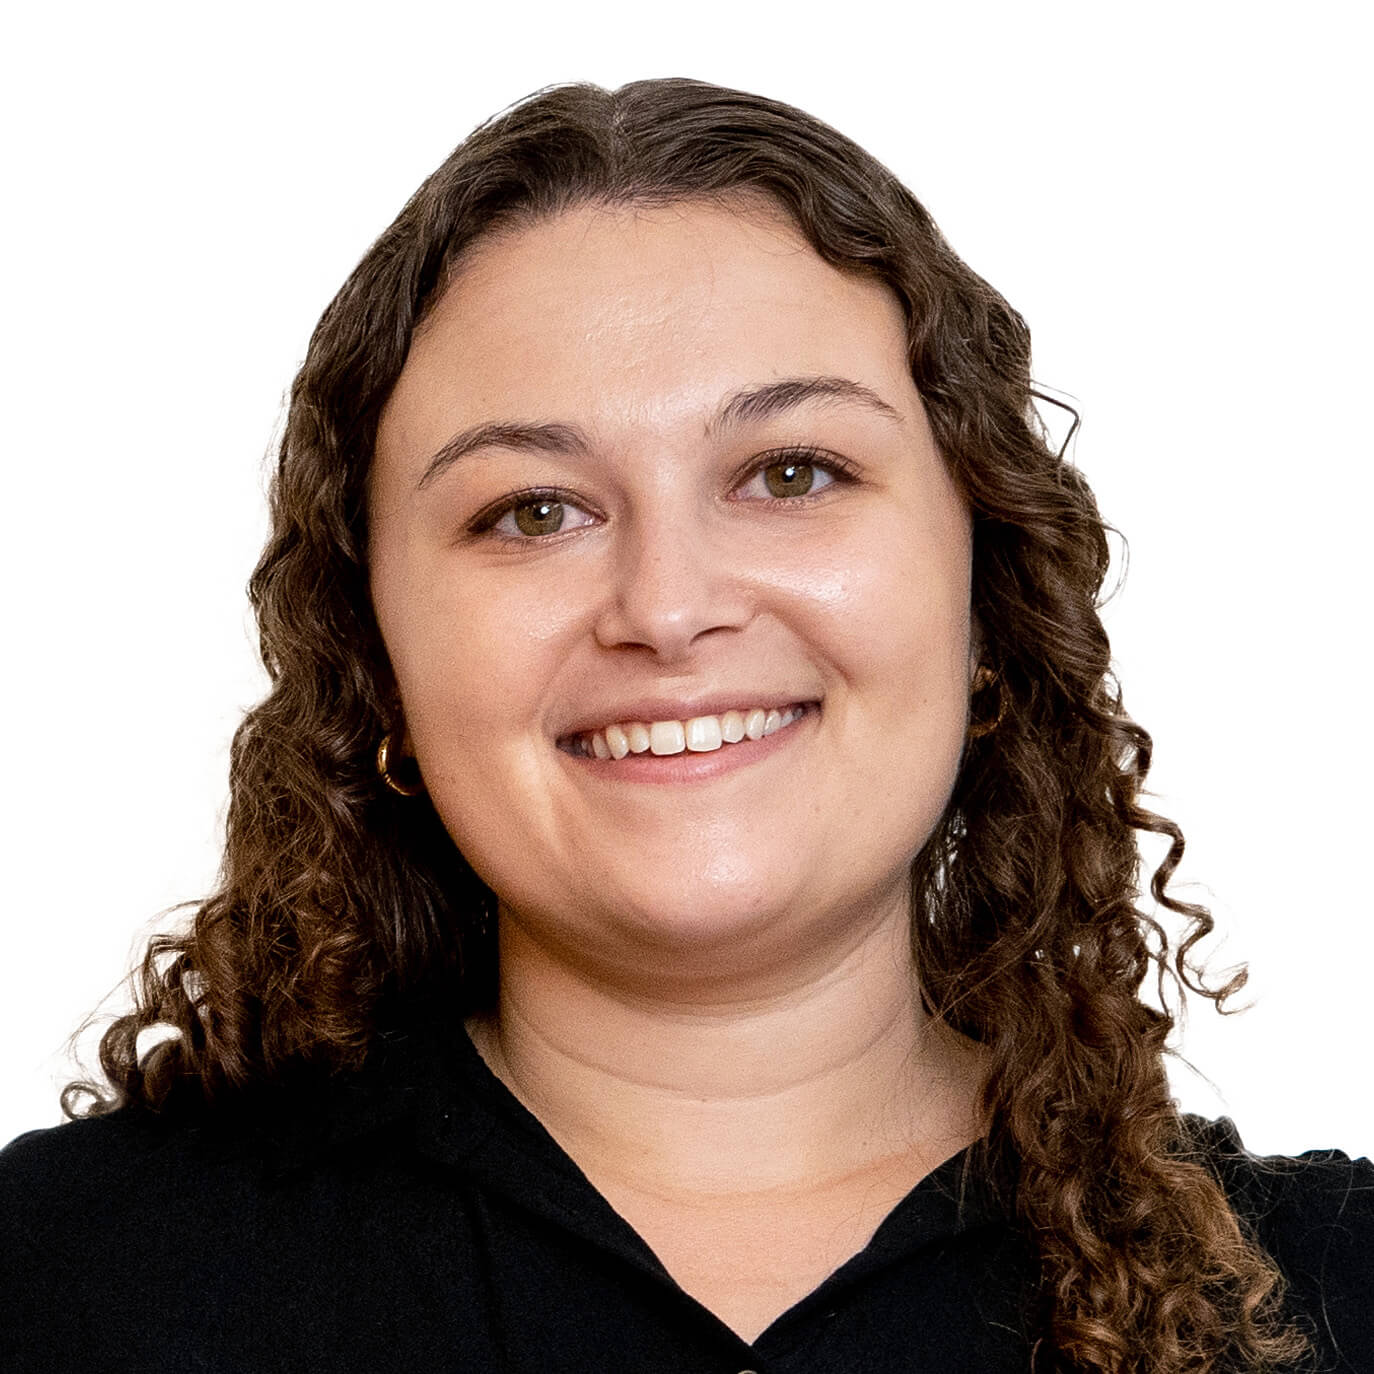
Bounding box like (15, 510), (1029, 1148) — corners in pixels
(967, 665), (1006, 740)
(377, 733), (425, 797)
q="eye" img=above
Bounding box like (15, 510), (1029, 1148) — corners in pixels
(504, 497), (569, 537)
(468, 489), (600, 543)
(734, 449), (852, 502)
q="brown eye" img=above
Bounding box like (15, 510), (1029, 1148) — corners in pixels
(762, 460), (816, 498)
(512, 498), (566, 537)
(733, 453), (845, 505)
(479, 490), (597, 542)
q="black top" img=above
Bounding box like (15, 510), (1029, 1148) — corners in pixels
(3, 1009), (1371, 1373)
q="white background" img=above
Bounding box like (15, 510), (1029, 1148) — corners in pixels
(2, 1), (1369, 1155)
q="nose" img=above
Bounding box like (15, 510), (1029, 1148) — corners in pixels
(592, 506), (753, 662)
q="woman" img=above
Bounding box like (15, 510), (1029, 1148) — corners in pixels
(3, 78), (1369, 1373)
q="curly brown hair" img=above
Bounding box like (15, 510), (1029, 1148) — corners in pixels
(67, 79), (1307, 1373)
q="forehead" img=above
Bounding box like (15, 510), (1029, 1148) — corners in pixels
(377, 197), (914, 465)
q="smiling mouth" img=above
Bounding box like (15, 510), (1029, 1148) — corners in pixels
(559, 703), (817, 760)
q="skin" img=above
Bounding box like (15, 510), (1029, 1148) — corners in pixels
(369, 197), (986, 1339)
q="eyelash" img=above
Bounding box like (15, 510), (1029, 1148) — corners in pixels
(730, 446), (860, 501)
(465, 446), (859, 544)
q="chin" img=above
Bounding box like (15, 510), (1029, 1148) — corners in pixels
(504, 862), (811, 961)
(606, 870), (894, 985)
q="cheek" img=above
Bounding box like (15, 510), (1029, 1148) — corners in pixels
(823, 515), (972, 824)
(795, 516), (971, 702)
(387, 586), (570, 881)
(379, 563), (579, 735)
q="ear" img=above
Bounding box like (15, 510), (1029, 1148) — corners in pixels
(383, 689), (415, 758)
(968, 616), (985, 685)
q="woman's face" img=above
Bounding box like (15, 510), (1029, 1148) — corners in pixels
(369, 198), (974, 989)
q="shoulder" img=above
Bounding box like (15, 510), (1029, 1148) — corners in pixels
(0, 1091), (474, 1373)
(1184, 1116), (1374, 1369)
(2, 1105), (187, 1183)
(1, 1110), (217, 1370)
(2, 1104), (260, 1270)
(1184, 1115), (1374, 1255)
(2, 1109), (177, 1221)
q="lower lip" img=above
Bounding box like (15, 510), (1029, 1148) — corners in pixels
(557, 703), (819, 785)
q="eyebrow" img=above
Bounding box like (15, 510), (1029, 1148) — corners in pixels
(414, 374), (905, 491)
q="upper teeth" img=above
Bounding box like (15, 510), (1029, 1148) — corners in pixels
(578, 706), (806, 759)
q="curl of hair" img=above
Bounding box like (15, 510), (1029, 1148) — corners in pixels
(67, 80), (1307, 1372)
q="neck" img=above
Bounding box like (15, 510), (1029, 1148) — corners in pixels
(466, 896), (986, 1201)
